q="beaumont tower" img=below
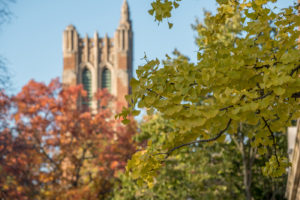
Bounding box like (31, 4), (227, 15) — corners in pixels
(62, 0), (133, 111)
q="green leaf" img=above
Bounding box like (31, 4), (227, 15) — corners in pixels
(132, 110), (141, 116)
(203, 109), (219, 119)
(273, 87), (285, 96)
(130, 78), (139, 91)
(148, 9), (154, 16)
(173, 1), (179, 8)
(122, 119), (130, 125)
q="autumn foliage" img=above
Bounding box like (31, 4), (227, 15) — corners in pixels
(0, 78), (136, 199)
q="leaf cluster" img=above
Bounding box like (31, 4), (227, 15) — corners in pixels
(148, 0), (181, 28)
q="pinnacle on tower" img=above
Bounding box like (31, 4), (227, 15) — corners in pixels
(120, 0), (130, 25)
(66, 24), (76, 30)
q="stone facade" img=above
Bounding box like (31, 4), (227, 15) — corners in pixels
(286, 120), (300, 200)
(62, 0), (133, 111)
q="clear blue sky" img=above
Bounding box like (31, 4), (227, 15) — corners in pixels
(0, 0), (295, 93)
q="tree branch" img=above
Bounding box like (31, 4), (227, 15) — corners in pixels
(291, 92), (300, 99)
(32, 131), (59, 170)
(146, 88), (166, 100)
(261, 117), (280, 166)
(252, 91), (273, 101)
(158, 118), (232, 158)
(290, 65), (300, 76)
(73, 147), (87, 187)
(220, 105), (234, 111)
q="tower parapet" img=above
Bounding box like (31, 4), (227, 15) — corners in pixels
(63, 25), (79, 86)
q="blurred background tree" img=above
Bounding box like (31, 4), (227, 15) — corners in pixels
(0, 79), (137, 199)
(0, 0), (15, 90)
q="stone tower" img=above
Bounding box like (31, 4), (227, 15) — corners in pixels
(62, 0), (133, 111)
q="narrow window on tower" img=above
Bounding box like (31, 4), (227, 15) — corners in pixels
(122, 30), (125, 49)
(82, 68), (92, 107)
(102, 68), (111, 92)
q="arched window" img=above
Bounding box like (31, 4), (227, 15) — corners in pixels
(102, 68), (111, 92)
(82, 68), (92, 107)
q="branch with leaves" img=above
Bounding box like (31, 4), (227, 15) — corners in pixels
(157, 118), (232, 158)
(119, 0), (299, 186)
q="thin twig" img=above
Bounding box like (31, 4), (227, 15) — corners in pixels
(146, 88), (166, 100)
(261, 117), (280, 166)
(290, 65), (300, 76)
(252, 91), (273, 101)
(220, 105), (234, 111)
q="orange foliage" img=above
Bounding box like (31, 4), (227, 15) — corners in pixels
(0, 78), (137, 199)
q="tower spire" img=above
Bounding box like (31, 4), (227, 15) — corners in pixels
(120, 0), (130, 25)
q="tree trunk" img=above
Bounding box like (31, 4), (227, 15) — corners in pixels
(243, 159), (252, 200)
(232, 125), (254, 200)
(271, 184), (276, 200)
